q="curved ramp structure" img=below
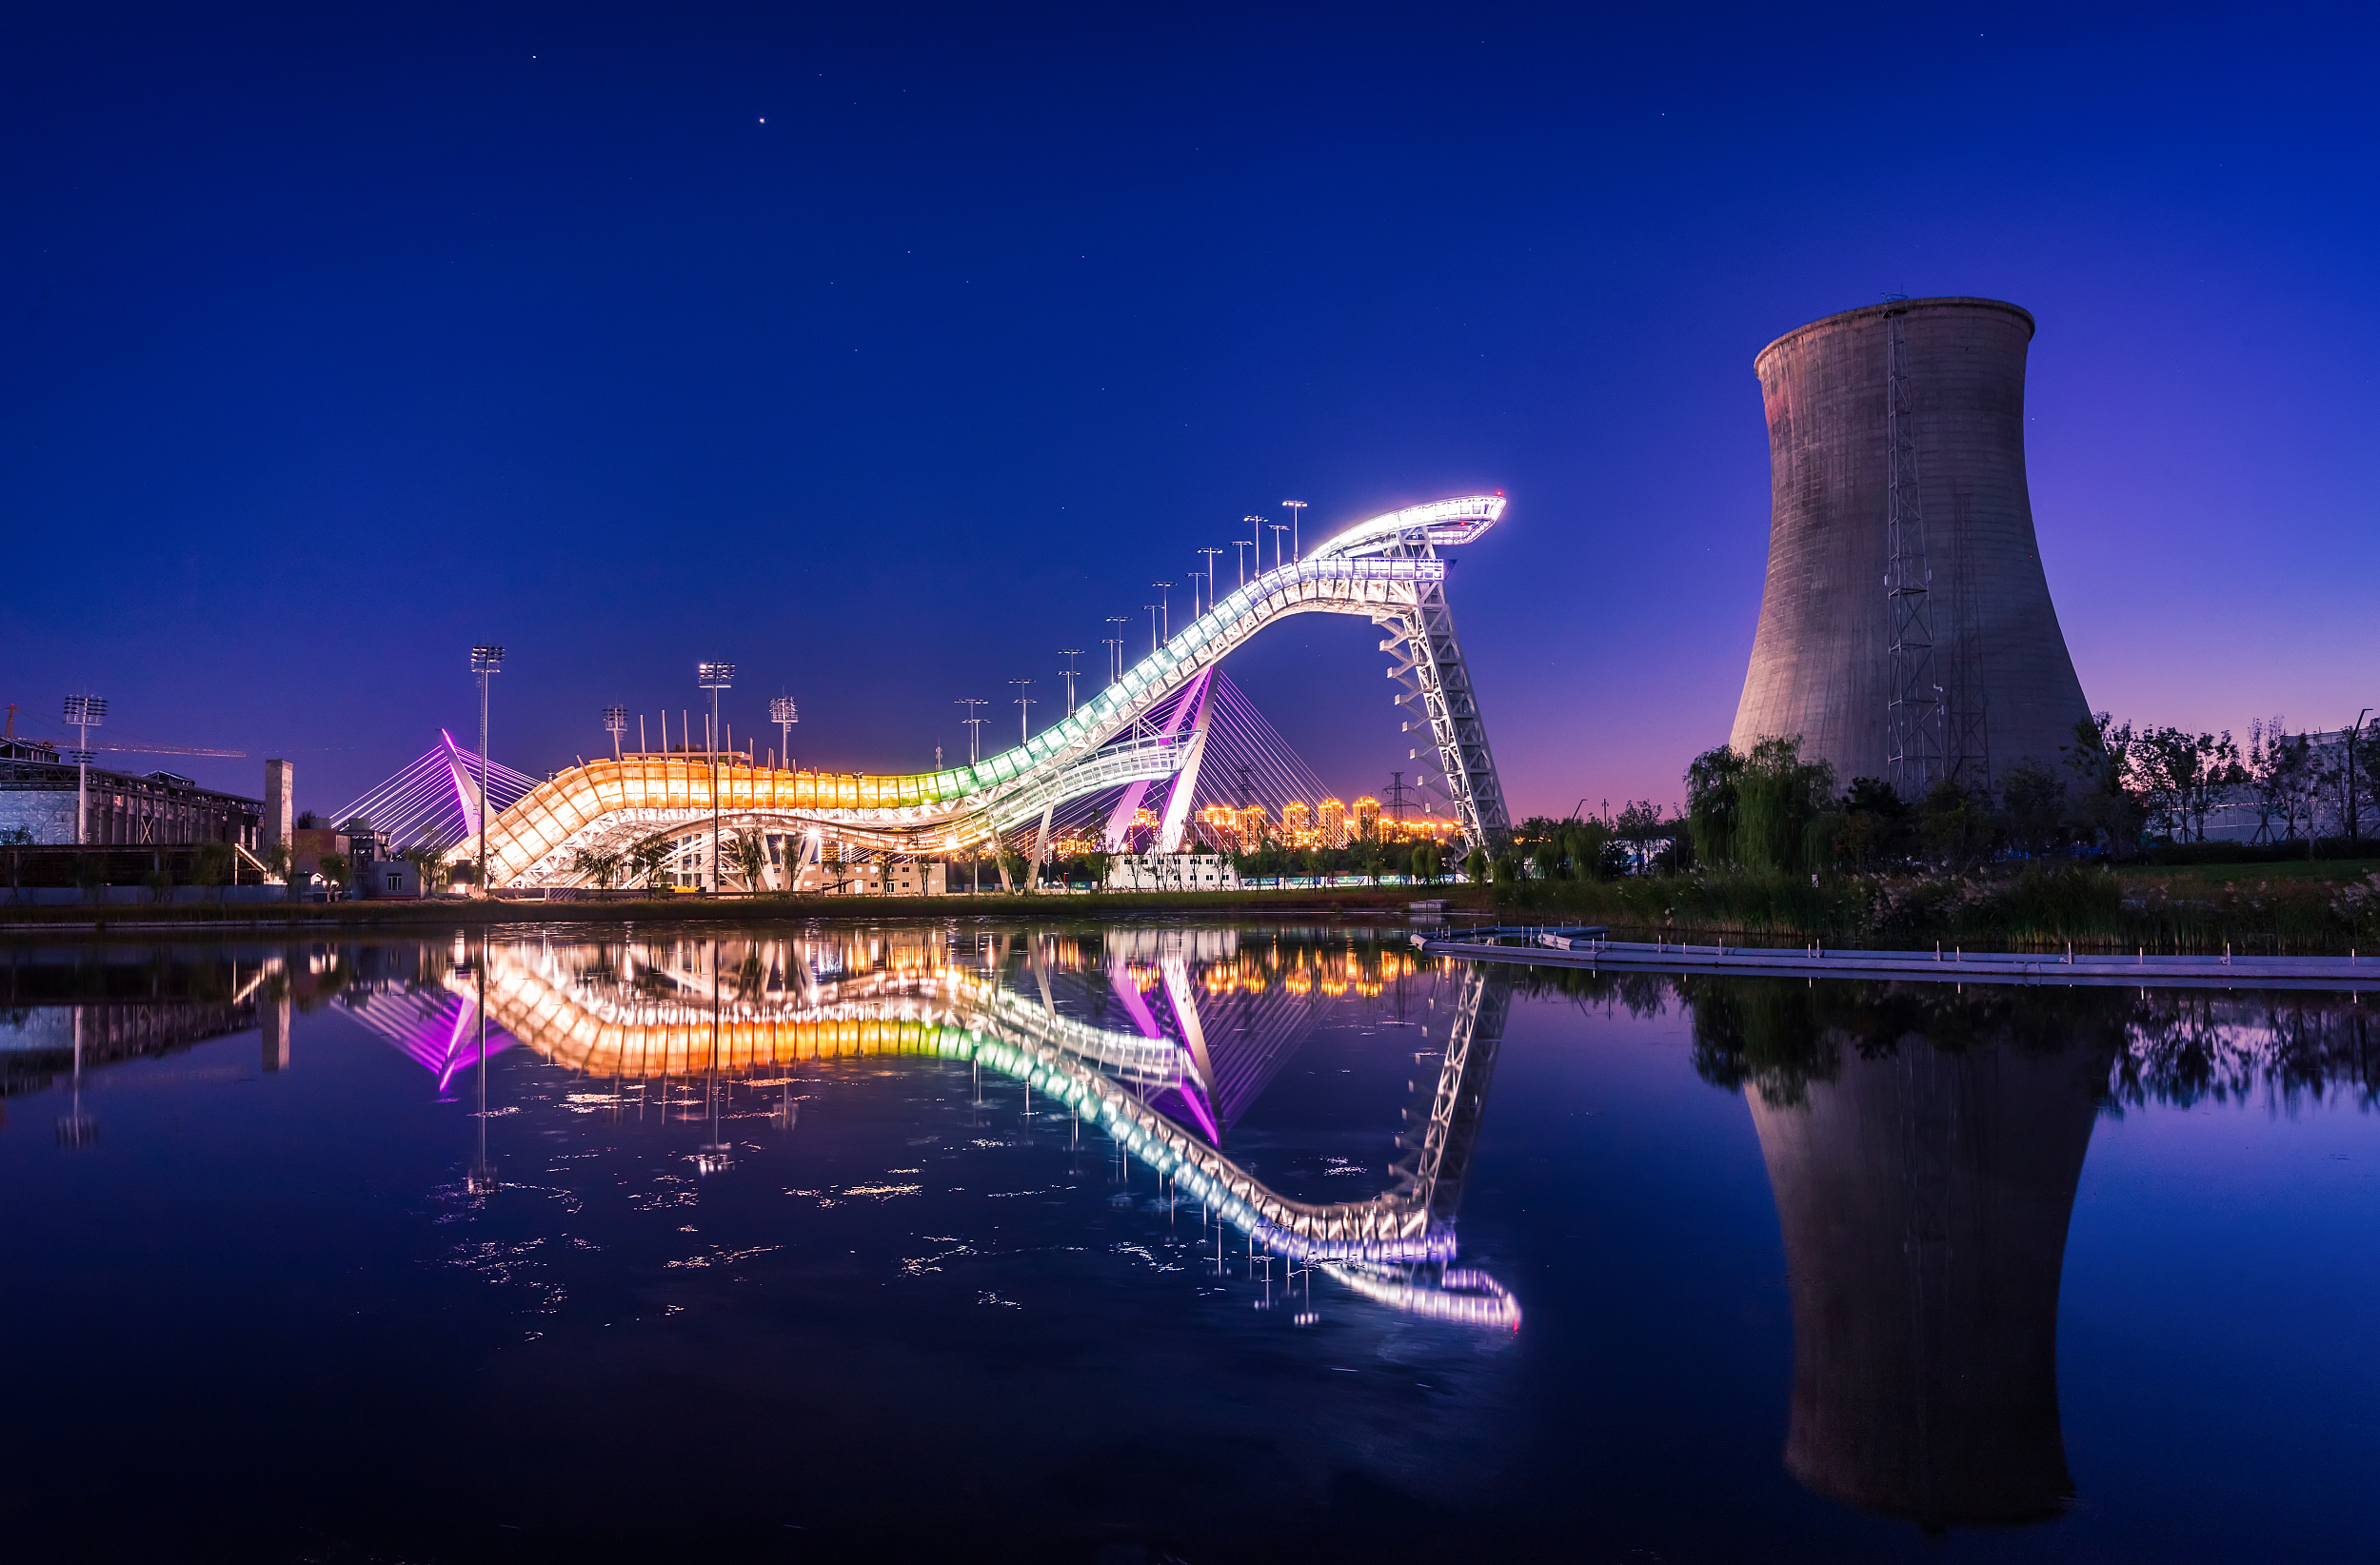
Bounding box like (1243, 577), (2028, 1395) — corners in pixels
(456, 496), (1512, 887)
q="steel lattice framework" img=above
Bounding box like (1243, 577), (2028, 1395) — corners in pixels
(453, 495), (1514, 887)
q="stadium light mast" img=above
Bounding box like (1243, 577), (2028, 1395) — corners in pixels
(1143, 604), (1159, 656)
(1281, 500), (1307, 562)
(955, 697), (986, 763)
(769, 694), (799, 772)
(602, 705), (627, 762)
(469, 646), (504, 894)
(698, 661), (734, 893)
(1268, 524), (1288, 572)
(1198, 548), (1223, 613)
(1152, 582), (1172, 644)
(62, 693), (106, 844)
(1058, 651), (1083, 717)
(1239, 521), (1262, 584)
(1010, 679), (1035, 745)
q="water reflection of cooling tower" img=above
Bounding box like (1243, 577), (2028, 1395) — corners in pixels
(1748, 1039), (2100, 1528)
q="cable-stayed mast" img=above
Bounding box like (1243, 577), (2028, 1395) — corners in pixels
(1884, 305), (1944, 797)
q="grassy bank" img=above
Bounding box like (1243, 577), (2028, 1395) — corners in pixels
(1485, 861), (2380, 956)
(0, 882), (1492, 933)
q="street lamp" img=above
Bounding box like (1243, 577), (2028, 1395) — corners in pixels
(469, 647), (504, 894)
(1281, 500), (1307, 562)
(1105, 617), (1130, 682)
(602, 705), (627, 761)
(1198, 548), (1224, 613)
(62, 693), (105, 844)
(1240, 521), (1263, 584)
(698, 661), (735, 893)
(1152, 582), (1172, 644)
(769, 695), (798, 772)
(1268, 524), (1288, 572)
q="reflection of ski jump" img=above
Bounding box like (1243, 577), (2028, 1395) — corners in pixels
(462, 939), (1519, 1328)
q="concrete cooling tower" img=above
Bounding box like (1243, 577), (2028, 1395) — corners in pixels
(1731, 297), (2091, 792)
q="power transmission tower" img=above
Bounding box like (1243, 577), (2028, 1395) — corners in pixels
(1883, 304), (1944, 798)
(1384, 770), (1414, 822)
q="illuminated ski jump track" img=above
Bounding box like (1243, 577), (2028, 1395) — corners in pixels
(457, 495), (1515, 889)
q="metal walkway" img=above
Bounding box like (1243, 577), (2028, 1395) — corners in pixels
(1417, 929), (2380, 993)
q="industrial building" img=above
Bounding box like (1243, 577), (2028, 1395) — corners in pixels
(0, 733), (264, 848)
(1731, 297), (2092, 794)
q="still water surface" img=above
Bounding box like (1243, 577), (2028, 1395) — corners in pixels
(4, 921), (2378, 1563)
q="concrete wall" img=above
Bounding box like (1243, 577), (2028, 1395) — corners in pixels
(265, 758), (293, 849)
(1731, 297), (2092, 789)
(0, 790), (79, 844)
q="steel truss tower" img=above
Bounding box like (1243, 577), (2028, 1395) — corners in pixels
(1883, 307), (1945, 798)
(1372, 522), (1512, 849)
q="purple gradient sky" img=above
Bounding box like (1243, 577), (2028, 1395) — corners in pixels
(3, 4), (2372, 822)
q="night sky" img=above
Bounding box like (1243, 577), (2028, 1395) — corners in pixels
(4, 4), (2372, 822)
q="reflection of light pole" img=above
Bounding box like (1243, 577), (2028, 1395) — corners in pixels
(467, 936), (498, 1196)
(698, 938), (734, 1175)
(62, 693), (105, 845)
(1281, 500), (1307, 562)
(698, 662), (734, 893)
(1240, 521), (1263, 584)
(55, 1004), (96, 1147)
(470, 647), (504, 894)
(602, 705), (626, 761)
(769, 695), (798, 772)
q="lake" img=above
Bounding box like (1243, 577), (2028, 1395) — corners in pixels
(4, 921), (2377, 1563)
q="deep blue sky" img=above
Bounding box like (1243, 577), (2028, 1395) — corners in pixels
(4, 3), (2372, 821)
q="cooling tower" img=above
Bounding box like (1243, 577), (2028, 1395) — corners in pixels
(1731, 297), (2091, 790)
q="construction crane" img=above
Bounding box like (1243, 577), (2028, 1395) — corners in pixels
(2, 705), (243, 757)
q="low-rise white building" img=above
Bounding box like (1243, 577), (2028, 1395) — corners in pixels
(1104, 852), (1240, 892)
(789, 860), (946, 896)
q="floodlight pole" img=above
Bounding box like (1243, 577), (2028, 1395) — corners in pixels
(770, 694), (799, 773)
(470, 647), (505, 894)
(1153, 582), (1172, 644)
(1239, 521), (1263, 584)
(1281, 500), (1307, 563)
(1105, 618), (1129, 682)
(1268, 525), (1288, 572)
(1058, 651), (1083, 717)
(1010, 679), (1035, 745)
(63, 694), (105, 845)
(699, 661), (735, 893)
(603, 705), (627, 762)
(1199, 548), (1224, 612)
(956, 697), (986, 763)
